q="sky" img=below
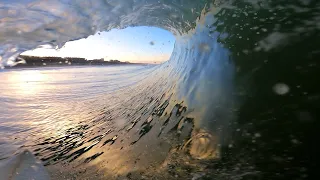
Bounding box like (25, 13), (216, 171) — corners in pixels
(22, 26), (175, 63)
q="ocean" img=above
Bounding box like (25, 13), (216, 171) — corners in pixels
(0, 65), (156, 158)
(0, 0), (319, 179)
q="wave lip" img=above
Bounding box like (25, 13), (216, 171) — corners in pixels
(0, 0), (208, 66)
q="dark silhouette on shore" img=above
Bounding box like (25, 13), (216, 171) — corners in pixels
(6, 55), (132, 68)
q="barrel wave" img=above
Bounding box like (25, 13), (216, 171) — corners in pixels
(0, 0), (319, 179)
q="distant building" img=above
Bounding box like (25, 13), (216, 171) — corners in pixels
(5, 55), (131, 68)
(109, 60), (120, 63)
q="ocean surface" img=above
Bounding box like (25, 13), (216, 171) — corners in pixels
(0, 0), (319, 179)
(0, 65), (156, 158)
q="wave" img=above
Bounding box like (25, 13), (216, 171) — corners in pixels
(0, 0), (319, 179)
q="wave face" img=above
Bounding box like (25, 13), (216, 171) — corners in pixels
(1, 0), (319, 179)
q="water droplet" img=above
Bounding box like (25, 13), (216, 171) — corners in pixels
(288, 157), (294, 160)
(301, 174), (308, 178)
(273, 83), (290, 95)
(291, 139), (299, 144)
(170, 13), (178, 19)
(199, 43), (211, 52)
(254, 133), (261, 138)
(297, 111), (313, 122)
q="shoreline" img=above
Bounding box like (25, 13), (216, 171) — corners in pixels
(2, 55), (153, 70)
(3, 63), (151, 70)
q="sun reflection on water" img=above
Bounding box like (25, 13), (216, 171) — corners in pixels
(8, 70), (48, 96)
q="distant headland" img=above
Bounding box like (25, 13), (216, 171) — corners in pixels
(5, 55), (140, 68)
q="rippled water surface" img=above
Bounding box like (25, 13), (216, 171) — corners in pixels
(0, 65), (155, 159)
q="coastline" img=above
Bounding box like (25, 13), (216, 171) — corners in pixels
(4, 55), (151, 69)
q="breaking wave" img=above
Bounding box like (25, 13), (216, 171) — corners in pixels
(0, 0), (319, 179)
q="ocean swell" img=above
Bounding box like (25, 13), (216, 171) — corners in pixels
(0, 0), (319, 179)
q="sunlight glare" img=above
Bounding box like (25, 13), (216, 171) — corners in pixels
(9, 70), (48, 95)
